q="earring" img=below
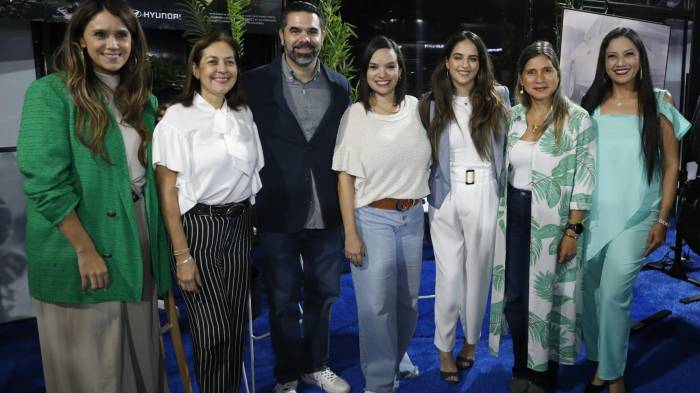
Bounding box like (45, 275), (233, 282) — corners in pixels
(519, 87), (524, 95)
(639, 67), (643, 80)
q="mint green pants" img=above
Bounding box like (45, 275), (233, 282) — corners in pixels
(582, 214), (654, 380)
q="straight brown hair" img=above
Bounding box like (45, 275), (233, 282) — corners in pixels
(514, 41), (569, 143)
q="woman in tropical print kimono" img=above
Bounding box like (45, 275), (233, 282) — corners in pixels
(580, 28), (690, 393)
(488, 41), (596, 393)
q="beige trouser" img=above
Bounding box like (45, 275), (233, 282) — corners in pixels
(34, 197), (168, 393)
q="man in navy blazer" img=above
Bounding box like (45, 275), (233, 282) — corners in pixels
(240, 2), (351, 393)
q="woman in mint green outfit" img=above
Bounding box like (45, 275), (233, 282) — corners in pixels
(580, 28), (691, 393)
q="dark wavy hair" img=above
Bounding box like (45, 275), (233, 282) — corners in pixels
(581, 27), (658, 183)
(172, 31), (246, 111)
(53, 0), (152, 165)
(418, 30), (507, 160)
(358, 35), (407, 111)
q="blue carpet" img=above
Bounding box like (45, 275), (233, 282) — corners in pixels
(1, 230), (699, 393)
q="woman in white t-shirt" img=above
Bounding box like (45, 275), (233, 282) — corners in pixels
(333, 35), (431, 393)
(152, 32), (263, 393)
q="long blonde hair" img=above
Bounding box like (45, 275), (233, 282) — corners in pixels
(514, 41), (569, 142)
(53, 0), (152, 165)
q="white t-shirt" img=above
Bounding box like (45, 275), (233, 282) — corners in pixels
(332, 95), (431, 208)
(152, 93), (264, 214)
(449, 95), (491, 167)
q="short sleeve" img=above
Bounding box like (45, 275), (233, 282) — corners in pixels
(152, 121), (189, 174)
(656, 89), (691, 140)
(570, 110), (595, 211)
(243, 106), (264, 203)
(152, 119), (197, 213)
(331, 105), (366, 179)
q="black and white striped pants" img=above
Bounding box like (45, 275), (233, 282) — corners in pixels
(177, 207), (252, 393)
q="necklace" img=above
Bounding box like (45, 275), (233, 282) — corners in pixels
(613, 94), (637, 107)
(526, 107), (550, 137)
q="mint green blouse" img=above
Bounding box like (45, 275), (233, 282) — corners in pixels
(585, 89), (691, 259)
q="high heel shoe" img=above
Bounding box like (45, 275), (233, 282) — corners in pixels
(583, 380), (608, 393)
(439, 370), (460, 384)
(456, 355), (475, 370)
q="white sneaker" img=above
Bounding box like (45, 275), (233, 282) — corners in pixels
(273, 380), (298, 393)
(301, 368), (350, 393)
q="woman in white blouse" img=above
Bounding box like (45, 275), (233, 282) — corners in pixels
(152, 32), (263, 393)
(333, 35), (431, 393)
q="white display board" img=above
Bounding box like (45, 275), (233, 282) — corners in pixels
(0, 151), (32, 323)
(0, 20), (35, 149)
(560, 8), (671, 104)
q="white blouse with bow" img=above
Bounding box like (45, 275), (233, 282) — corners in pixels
(152, 93), (264, 214)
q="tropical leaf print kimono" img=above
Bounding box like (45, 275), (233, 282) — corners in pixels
(489, 102), (595, 371)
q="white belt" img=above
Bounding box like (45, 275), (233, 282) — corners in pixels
(449, 165), (493, 185)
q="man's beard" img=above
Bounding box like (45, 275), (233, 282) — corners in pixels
(285, 42), (320, 67)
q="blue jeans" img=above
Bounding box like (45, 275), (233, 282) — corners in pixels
(504, 185), (558, 392)
(258, 227), (343, 383)
(352, 204), (424, 393)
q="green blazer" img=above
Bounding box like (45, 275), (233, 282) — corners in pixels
(17, 73), (172, 304)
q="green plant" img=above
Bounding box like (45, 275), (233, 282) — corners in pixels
(227, 0), (250, 55)
(150, 56), (187, 101)
(178, 0), (212, 45)
(317, 0), (358, 99)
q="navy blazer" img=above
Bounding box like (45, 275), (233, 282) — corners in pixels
(241, 56), (352, 232)
(427, 85), (511, 208)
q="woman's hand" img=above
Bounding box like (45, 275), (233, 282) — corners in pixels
(557, 233), (578, 263)
(645, 223), (667, 256)
(77, 248), (110, 290)
(344, 232), (365, 266)
(176, 255), (202, 292)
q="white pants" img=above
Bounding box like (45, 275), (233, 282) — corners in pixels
(429, 166), (498, 351)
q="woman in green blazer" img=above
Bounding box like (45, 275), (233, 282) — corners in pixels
(16, 1), (171, 392)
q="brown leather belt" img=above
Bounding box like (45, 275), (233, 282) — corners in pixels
(368, 198), (419, 212)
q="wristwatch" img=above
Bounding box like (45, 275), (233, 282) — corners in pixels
(565, 222), (584, 235)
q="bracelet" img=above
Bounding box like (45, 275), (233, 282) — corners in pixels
(176, 256), (193, 267)
(564, 230), (580, 240)
(657, 217), (670, 228)
(173, 247), (190, 256)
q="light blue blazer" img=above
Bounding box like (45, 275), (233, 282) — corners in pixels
(427, 85), (511, 208)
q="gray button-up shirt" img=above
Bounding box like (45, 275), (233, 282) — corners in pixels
(281, 56), (331, 229)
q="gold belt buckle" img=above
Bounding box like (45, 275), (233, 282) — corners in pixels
(465, 169), (475, 185)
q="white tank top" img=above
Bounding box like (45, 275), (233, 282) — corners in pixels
(508, 139), (536, 190)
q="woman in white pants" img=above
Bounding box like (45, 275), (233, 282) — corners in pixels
(418, 30), (510, 384)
